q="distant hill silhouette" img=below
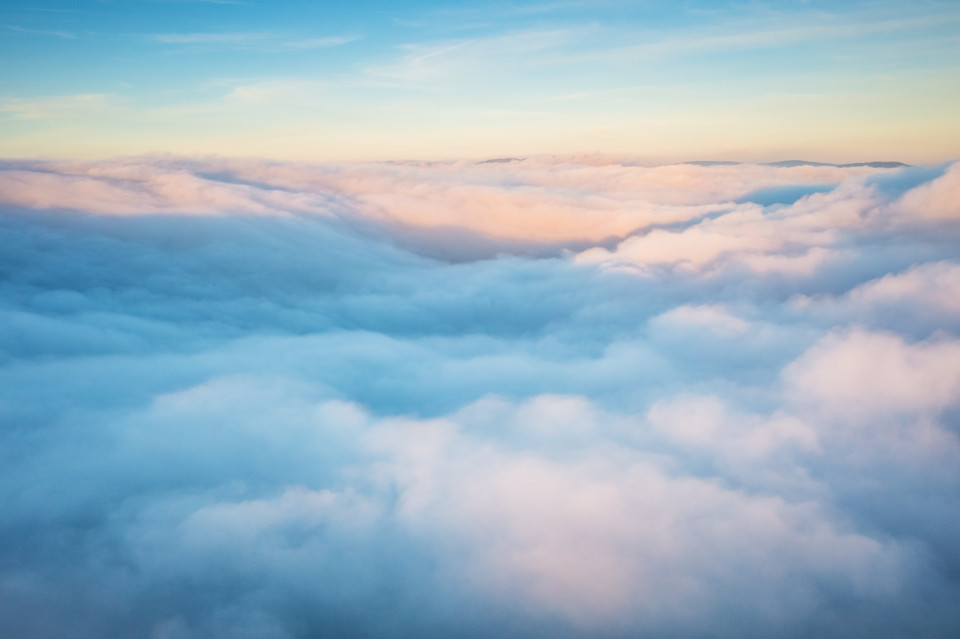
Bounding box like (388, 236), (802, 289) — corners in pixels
(836, 161), (909, 168)
(764, 160), (909, 168)
(478, 157), (523, 164)
(685, 160), (909, 168)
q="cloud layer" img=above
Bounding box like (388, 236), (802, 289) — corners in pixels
(1, 156), (959, 638)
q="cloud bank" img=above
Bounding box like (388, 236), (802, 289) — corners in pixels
(1, 156), (959, 638)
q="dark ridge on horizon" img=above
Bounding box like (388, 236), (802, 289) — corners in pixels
(838, 161), (911, 168)
(478, 157), (523, 164)
(685, 160), (911, 168)
(764, 160), (910, 168)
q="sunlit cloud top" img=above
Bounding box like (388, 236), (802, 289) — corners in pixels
(1, 0), (958, 161)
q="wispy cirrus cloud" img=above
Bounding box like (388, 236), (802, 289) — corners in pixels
(366, 5), (960, 91)
(583, 10), (960, 64)
(0, 93), (119, 120)
(150, 31), (361, 50)
(4, 24), (78, 39)
(363, 28), (584, 85)
(147, 0), (248, 4)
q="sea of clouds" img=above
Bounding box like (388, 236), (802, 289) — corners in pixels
(1, 155), (959, 638)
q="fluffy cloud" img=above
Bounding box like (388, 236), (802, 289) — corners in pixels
(1, 157), (959, 638)
(896, 162), (960, 220)
(793, 261), (960, 336)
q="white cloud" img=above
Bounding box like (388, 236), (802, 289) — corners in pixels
(792, 261), (960, 336)
(1, 156), (959, 638)
(783, 328), (960, 422)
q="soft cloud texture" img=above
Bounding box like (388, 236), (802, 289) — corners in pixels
(1, 157), (959, 638)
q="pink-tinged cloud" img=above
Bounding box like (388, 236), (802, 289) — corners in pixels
(896, 162), (960, 220)
(0, 158), (907, 247)
(783, 329), (960, 421)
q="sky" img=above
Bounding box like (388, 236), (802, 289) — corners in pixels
(3, 2), (960, 639)
(1, 0), (960, 161)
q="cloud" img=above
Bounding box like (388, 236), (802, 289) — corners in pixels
(3, 25), (78, 39)
(363, 28), (580, 86)
(895, 162), (960, 220)
(0, 94), (118, 120)
(1, 156), (960, 638)
(0, 157), (898, 251)
(574, 176), (893, 277)
(153, 32), (274, 45)
(364, 405), (901, 630)
(591, 10), (960, 64)
(783, 328), (960, 425)
(792, 261), (960, 337)
(150, 31), (361, 50)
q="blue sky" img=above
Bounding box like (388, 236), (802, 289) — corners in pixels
(2, 0), (959, 161)
(4, 6), (960, 637)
